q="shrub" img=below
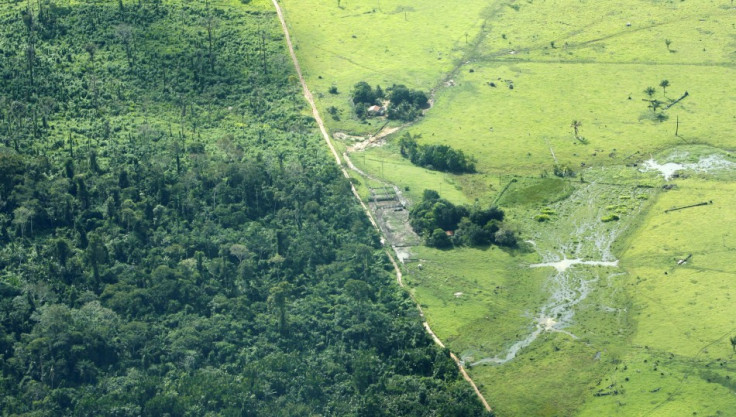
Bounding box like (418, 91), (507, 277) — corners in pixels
(601, 214), (620, 222)
(540, 207), (556, 215)
(553, 164), (575, 178)
(327, 106), (340, 121)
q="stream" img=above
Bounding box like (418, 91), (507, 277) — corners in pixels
(467, 182), (634, 366)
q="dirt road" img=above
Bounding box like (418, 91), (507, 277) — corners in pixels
(271, 0), (491, 412)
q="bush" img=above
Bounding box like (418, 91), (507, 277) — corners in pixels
(327, 106), (340, 121)
(553, 164), (575, 178)
(601, 214), (620, 222)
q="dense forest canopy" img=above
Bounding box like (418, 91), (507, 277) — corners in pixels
(0, 1), (488, 415)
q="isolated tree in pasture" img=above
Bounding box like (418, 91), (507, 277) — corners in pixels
(664, 39), (672, 52)
(730, 336), (736, 352)
(352, 81), (376, 105)
(570, 120), (582, 139)
(644, 86), (656, 98)
(659, 79), (670, 96)
(649, 99), (663, 113)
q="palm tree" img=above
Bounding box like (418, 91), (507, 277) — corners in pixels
(659, 79), (670, 96)
(649, 99), (663, 112)
(570, 120), (582, 139)
(644, 86), (656, 98)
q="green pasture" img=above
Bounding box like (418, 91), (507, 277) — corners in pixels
(620, 176), (736, 361)
(405, 0), (735, 176)
(278, 0), (736, 414)
(409, 60), (735, 176)
(403, 171), (658, 416)
(277, 0), (495, 134)
(351, 143), (476, 205)
(578, 175), (736, 416)
(404, 245), (546, 353)
(479, 0), (735, 64)
(497, 176), (574, 207)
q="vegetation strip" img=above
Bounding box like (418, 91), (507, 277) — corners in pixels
(271, 0), (492, 412)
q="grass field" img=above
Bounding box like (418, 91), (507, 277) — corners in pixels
(278, 0), (736, 415)
(578, 172), (736, 416)
(278, 0), (497, 134)
(351, 142), (480, 205)
(410, 60), (735, 176)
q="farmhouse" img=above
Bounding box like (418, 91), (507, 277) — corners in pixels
(367, 105), (384, 116)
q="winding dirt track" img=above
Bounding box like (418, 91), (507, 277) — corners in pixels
(271, 0), (492, 412)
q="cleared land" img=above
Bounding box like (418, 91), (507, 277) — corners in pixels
(279, 0), (736, 415)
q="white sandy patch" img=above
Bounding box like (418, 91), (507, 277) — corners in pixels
(641, 154), (736, 180)
(530, 257), (619, 272)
